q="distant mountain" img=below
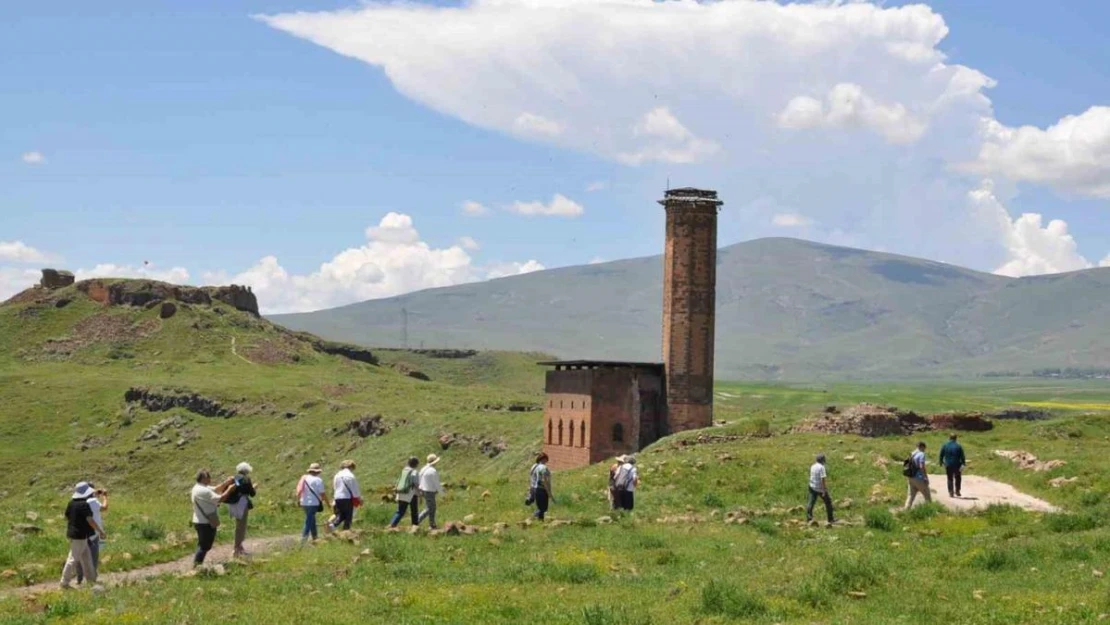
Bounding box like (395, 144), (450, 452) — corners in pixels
(270, 238), (1110, 380)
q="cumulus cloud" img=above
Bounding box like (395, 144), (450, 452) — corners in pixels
(508, 193), (584, 217)
(969, 179), (1101, 277)
(513, 112), (564, 138)
(21, 151), (45, 165)
(206, 212), (542, 313)
(967, 107), (1110, 198)
(0, 267), (41, 302)
(777, 83), (928, 145)
(0, 241), (49, 264)
(617, 107), (720, 165)
(771, 213), (814, 228)
(461, 200), (489, 217)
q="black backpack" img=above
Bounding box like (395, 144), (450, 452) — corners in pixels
(901, 456), (916, 478)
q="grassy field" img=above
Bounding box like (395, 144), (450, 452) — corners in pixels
(3, 282), (1110, 623)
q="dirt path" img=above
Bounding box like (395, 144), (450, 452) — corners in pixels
(6, 535), (297, 598)
(912, 472), (1059, 513)
(230, 335), (255, 365)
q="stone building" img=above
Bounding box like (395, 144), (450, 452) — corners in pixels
(541, 188), (722, 469)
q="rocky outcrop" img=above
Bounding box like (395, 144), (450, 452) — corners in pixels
(75, 280), (259, 316)
(334, 415), (392, 438)
(124, 387), (236, 418)
(793, 403), (994, 437)
(40, 269), (75, 290)
(304, 337), (378, 365)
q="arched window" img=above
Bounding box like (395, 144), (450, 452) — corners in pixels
(569, 421), (575, 447)
(558, 420), (564, 446)
(579, 421), (587, 447)
(612, 423), (624, 443)
(547, 420), (553, 444)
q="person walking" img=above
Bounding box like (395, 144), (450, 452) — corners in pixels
(389, 457), (421, 528)
(226, 462), (257, 557)
(76, 483), (108, 584)
(416, 454), (443, 530)
(607, 456), (624, 510)
(904, 442), (932, 509)
(60, 482), (104, 589)
(529, 453), (553, 520)
(613, 455), (640, 511)
(806, 453), (835, 526)
(296, 463), (330, 543)
(191, 469), (235, 567)
(939, 434), (967, 498)
(329, 460), (361, 531)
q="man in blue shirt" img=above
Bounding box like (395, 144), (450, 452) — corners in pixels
(939, 434), (967, 498)
(904, 441), (932, 509)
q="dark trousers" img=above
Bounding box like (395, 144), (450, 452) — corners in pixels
(333, 498), (354, 530)
(617, 490), (635, 511)
(533, 488), (550, 520)
(390, 497), (420, 527)
(302, 506), (319, 540)
(946, 466), (963, 496)
(194, 523), (217, 565)
(806, 487), (834, 523)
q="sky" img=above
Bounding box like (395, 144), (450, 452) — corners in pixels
(2, 0), (1109, 313)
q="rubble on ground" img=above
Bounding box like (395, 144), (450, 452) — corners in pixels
(995, 450), (1067, 472)
(792, 403), (994, 437)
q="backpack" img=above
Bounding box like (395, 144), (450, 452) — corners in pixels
(901, 456), (917, 478)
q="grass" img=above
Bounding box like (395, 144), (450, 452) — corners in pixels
(5, 281), (1110, 623)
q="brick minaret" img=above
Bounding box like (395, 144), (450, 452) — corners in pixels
(659, 188), (722, 433)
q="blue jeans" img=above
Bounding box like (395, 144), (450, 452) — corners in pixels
(389, 497), (419, 527)
(806, 487), (834, 523)
(302, 505), (319, 540)
(533, 488), (550, 520)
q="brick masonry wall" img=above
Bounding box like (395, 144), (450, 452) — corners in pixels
(662, 193), (719, 433)
(543, 369), (594, 470)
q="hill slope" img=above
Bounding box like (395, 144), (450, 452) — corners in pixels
(272, 238), (1110, 379)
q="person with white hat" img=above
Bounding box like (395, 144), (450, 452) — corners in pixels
(60, 482), (104, 589)
(76, 482), (108, 585)
(416, 454), (443, 530)
(329, 460), (361, 531)
(612, 455), (640, 511)
(608, 455), (627, 510)
(226, 462), (257, 557)
(296, 463), (330, 542)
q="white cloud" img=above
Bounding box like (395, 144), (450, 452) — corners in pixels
(771, 213), (814, 228)
(967, 107), (1110, 198)
(21, 151), (45, 165)
(508, 193), (584, 217)
(588, 256), (605, 264)
(1101, 255), (1110, 269)
(0, 241), (49, 264)
(0, 267), (42, 302)
(617, 107), (720, 165)
(513, 112), (564, 138)
(486, 259), (545, 279)
(77, 263), (192, 284)
(969, 179), (1099, 277)
(205, 212), (542, 313)
(461, 200), (490, 217)
(585, 181), (608, 192)
(777, 83), (928, 145)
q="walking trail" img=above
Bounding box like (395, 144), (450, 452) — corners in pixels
(7, 535), (297, 598)
(916, 472), (1058, 513)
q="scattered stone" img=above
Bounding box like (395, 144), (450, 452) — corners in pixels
(391, 363), (430, 381)
(995, 450), (1067, 472)
(481, 490), (491, 499)
(159, 302), (177, 319)
(1050, 477), (1078, 488)
(54, 298), (72, 309)
(40, 269), (75, 290)
(11, 524), (42, 535)
(463, 514), (477, 523)
(25, 511), (38, 522)
(0, 569), (16, 579)
(843, 454), (858, 462)
(125, 387), (236, 418)
(794, 403), (994, 437)
(847, 591), (868, 599)
(596, 516), (613, 525)
(335, 415), (391, 439)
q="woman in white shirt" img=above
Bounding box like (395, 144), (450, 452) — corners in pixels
(190, 469), (235, 566)
(329, 460), (361, 531)
(416, 454), (442, 530)
(296, 463), (331, 542)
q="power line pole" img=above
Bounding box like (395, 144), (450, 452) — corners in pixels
(401, 307), (409, 350)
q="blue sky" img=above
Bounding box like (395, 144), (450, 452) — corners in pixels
(3, 0), (1109, 312)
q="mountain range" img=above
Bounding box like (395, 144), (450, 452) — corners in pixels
(271, 238), (1110, 380)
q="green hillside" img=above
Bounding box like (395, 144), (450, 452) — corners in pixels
(272, 237), (1110, 380)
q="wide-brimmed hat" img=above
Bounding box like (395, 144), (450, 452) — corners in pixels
(615, 455), (628, 463)
(73, 482), (94, 500)
(426, 454), (440, 465)
(306, 463), (322, 474)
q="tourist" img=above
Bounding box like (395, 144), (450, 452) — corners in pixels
(613, 455), (640, 511)
(416, 454), (443, 530)
(329, 460), (361, 531)
(805, 454), (835, 526)
(76, 483), (108, 584)
(226, 462), (257, 557)
(296, 463), (330, 542)
(389, 457), (421, 528)
(939, 433), (966, 498)
(904, 441), (932, 509)
(60, 482), (104, 589)
(529, 453), (553, 520)
(607, 456), (625, 510)
(191, 469), (235, 567)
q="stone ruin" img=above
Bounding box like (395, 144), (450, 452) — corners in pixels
(792, 403), (995, 437)
(40, 269), (75, 290)
(76, 279), (260, 316)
